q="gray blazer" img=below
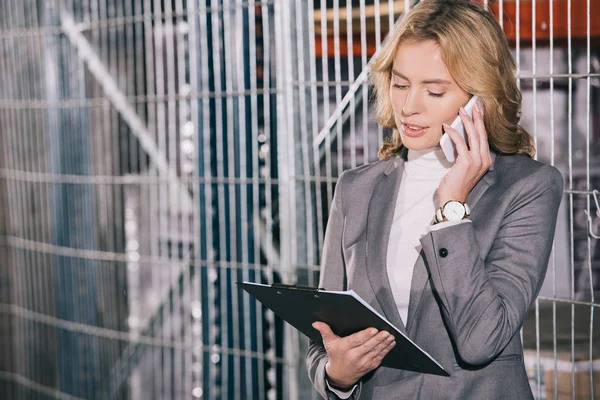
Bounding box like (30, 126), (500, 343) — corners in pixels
(306, 149), (563, 400)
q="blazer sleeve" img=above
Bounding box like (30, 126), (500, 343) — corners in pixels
(305, 171), (363, 399)
(419, 164), (564, 366)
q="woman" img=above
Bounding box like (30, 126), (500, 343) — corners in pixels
(306, 1), (563, 399)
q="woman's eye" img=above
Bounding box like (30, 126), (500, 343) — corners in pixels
(392, 83), (408, 89)
(428, 91), (444, 98)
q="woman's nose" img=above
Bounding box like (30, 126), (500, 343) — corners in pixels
(402, 91), (422, 116)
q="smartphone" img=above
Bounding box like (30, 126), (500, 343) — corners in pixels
(439, 95), (479, 163)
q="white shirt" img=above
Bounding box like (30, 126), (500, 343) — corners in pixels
(386, 146), (454, 323)
(327, 146), (469, 398)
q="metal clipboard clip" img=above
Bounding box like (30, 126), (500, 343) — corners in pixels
(270, 283), (325, 291)
(584, 189), (600, 239)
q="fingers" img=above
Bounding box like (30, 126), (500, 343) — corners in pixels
(347, 327), (379, 349)
(459, 106), (480, 156)
(371, 338), (397, 364)
(442, 123), (469, 159)
(368, 332), (396, 356)
(361, 334), (396, 371)
(317, 325), (396, 379)
(353, 330), (394, 357)
(313, 324), (395, 360)
(473, 103), (492, 168)
(447, 103), (492, 172)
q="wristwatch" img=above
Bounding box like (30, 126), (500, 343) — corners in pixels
(434, 200), (471, 224)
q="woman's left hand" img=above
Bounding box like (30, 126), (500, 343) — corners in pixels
(437, 103), (492, 207)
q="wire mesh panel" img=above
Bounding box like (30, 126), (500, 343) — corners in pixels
(0, 0), (598, 400)
(0, 0), (284, 399)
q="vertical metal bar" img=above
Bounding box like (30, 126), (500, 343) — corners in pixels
(15, 0), (34, 386)
(98, 0), (114, 392)
(62, 18), (77, 391)
(275, 0), (296, 282)
(319, 0), (332, 205)
(233, 0), (246, 394)
(199, 0), (211, 397)
(531, 1), (540, 396)
(548, 0), (558, 396)
(359, 0), (368, 164)
(148, 0), (163, 396)
(0, 27), (14, 397)
(84, 0), (104, 390)
(3, 1), (21, 387)
(185, 1), (203, 399)
(176, 0), (190, 397)
(180, 0), (193, 397)
(243, 1), (257, 397)
(165, 0), (179, 395)
(388, 0), (394, 33)
(12, 1), (30, 384)
(250, 1), (267, 399)
(374, 0), (384, 149)
(566, 0), (576, 397)
(93, 0), (115, 389)
(332, 0), (342, 177)
(32, 1), (53, 388)
(294, 0), (315, 280)
(96, 0), (111, 390)
(204, 1), (219, 398)
(226, 0), (241, 395)
(82, 2), (99, 394)
(156, 1), (169, 395)
(130, 0), (145, 395)
(73, 17), (89, 394)
(374, 0), (381, 50)
(516, 0), (520, 89)
(291, 0), (312, 395)
(33, 31), (48, 393)
(3, 0), (21, 387)
(515, 0), (523, 350)
(275, 0), (298, 398)
(260, 1), (272, 398)
(122, 0), (137, 393)
(585, 0), (594, 398)
(5, 1), (18, 386)
(499, 0), (503, 29)
(140, 0), (157, 393)
(306, 0), (323, 263)
(211, 1), (230, 398)
(347, 0), (356, 169)
(14, 0), (35, 387)
(197, 1), (212, 398)
(532, 0), (537, 156)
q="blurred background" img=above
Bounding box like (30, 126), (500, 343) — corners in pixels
(0, 0), (598, 399)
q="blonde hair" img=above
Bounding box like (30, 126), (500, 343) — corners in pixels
(371, 0), (535, 160)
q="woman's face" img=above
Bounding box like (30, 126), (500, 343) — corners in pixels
(390, 39), (470, 150)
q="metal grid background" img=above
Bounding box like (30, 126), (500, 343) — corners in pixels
(0, 0), (598, 399)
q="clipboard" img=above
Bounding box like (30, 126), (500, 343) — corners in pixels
(237, 281), (448, 376)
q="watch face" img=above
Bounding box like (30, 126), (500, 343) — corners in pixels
(443, 201), (466, 221)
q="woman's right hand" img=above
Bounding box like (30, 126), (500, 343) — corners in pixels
(312, 322), (396, 389)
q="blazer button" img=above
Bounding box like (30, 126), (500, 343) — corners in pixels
(439, 248), (448, 258)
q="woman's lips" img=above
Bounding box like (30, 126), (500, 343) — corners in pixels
(402, 123), (428, 138)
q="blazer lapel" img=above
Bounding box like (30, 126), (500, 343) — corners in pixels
(406, 253), (428, 334)
(405, 151), (499, 334)
(365, 156), (407, 334)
